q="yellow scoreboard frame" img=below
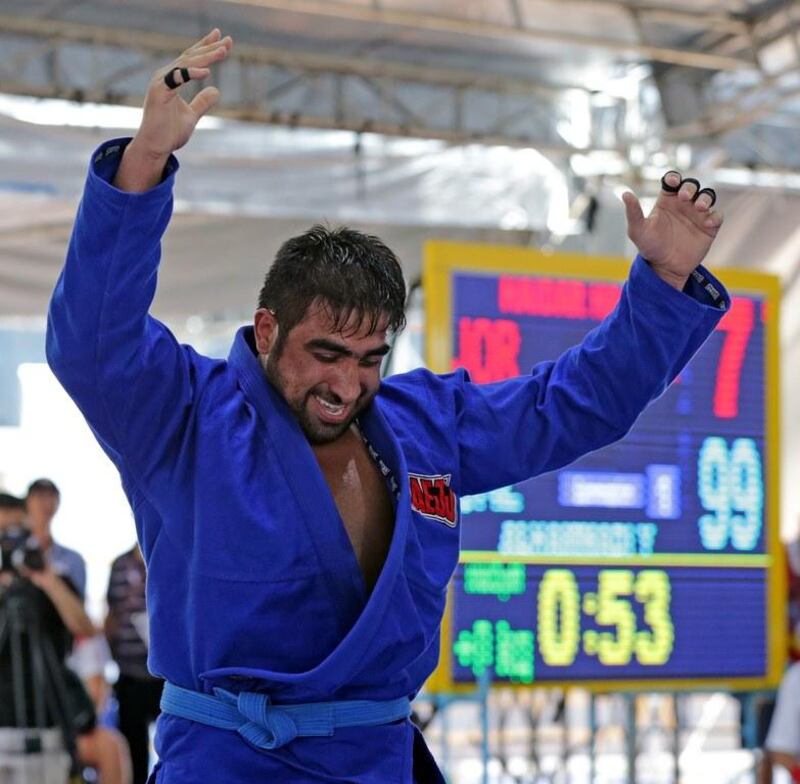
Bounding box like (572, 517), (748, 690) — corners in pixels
(422, 240), (785, 693)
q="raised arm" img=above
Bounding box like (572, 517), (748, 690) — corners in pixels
(439, 172), (728, 495)
(46, 31), (232, 479)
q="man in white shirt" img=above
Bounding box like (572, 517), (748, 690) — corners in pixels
(760, 663), (800, 784)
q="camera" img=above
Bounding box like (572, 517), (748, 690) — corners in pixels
(0, 525), (45, 575)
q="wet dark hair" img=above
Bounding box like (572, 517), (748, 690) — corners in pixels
(257, 225), (407, 348)
(0, 493), (25, 510)
(26, 478), (59, 498)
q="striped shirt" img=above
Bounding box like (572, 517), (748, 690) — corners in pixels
(106, 547), (154, 680)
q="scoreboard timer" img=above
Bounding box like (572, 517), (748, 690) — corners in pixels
(423, 241), (783, 692)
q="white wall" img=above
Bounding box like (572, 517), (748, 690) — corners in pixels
(0, 363), (136, 621)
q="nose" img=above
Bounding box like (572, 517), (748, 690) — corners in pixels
(328, 360), (364, 404)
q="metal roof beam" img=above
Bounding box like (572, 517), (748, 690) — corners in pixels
(0, 16), (632, 154)
(664, 4), (800, 142)
(215, 0), (755, 71)
(0, 14), (588, 97)
(530, 0), (749, 35)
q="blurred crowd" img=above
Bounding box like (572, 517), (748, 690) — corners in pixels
(0, 480), (162, 784)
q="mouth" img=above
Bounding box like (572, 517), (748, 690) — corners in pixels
(312, 393), (350, 424)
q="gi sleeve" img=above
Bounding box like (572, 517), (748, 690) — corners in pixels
(46, 138), (199, 488)
(454, 256), (729, 495)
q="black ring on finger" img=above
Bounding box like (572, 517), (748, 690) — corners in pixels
(164, 67), (191, 90)
(680, 177), (701, 199)
(695, 187), (716, 208)
(164, 68), (180, 90)
(660, 171), (681, 193)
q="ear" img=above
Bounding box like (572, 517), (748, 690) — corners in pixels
(253, 308), (279, 355)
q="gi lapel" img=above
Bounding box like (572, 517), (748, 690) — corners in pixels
(223, 328), (412, 690)
(227, 328), (366, 631)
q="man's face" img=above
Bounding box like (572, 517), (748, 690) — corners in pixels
(254, 302), (390, 445)
(25, 490), (59, 539)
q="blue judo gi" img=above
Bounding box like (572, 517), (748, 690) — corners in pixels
(46, 139), (729, 783)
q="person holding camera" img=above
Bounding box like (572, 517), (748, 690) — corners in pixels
(1, 490), (91, 779)
(0, 490), (94, 654)
(0, 491), (131, 783)
(25, 480), (86, 601)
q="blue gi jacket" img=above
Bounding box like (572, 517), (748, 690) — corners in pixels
(47, 139), (728, 783)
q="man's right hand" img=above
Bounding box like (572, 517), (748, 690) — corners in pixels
(114, 29), (233, 192)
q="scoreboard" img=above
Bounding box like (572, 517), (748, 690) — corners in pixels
(423, 241), (784, 692)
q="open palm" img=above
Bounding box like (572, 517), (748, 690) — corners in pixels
(135, 30), (232, 158)
(623, 172), (723, 289)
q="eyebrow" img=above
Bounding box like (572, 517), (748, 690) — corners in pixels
(305, 338), (391, 360)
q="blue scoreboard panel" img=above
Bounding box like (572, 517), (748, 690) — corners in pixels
(423, 241), (783, 692)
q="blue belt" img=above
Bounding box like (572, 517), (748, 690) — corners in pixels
(160, 681), (412, 751)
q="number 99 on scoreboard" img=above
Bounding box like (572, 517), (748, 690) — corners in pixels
(423, 241), (784, 692)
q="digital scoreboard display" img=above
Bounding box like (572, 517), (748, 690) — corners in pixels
(423, 242), (783, 692)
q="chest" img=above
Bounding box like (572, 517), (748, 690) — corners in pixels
(186, 381), (462, 600)
(313, 432), (395, 592)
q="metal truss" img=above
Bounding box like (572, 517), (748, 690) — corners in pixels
(655, 2), (800, 143)
(216, 0), (755, 70)
(1, 1), (799, 170)
(0, 13), (640, 155)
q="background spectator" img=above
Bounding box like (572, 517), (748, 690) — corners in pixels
(788, 537), (800, 664)
(0, 492), (26, 529)
(106, 544), (162, 784)
(26, 478), (86, 600)
(759, 662), (800, 784)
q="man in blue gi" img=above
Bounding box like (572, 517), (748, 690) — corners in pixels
(46, 29), (728, 784)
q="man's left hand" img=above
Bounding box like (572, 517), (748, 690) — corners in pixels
(623, 171), (723, 291)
